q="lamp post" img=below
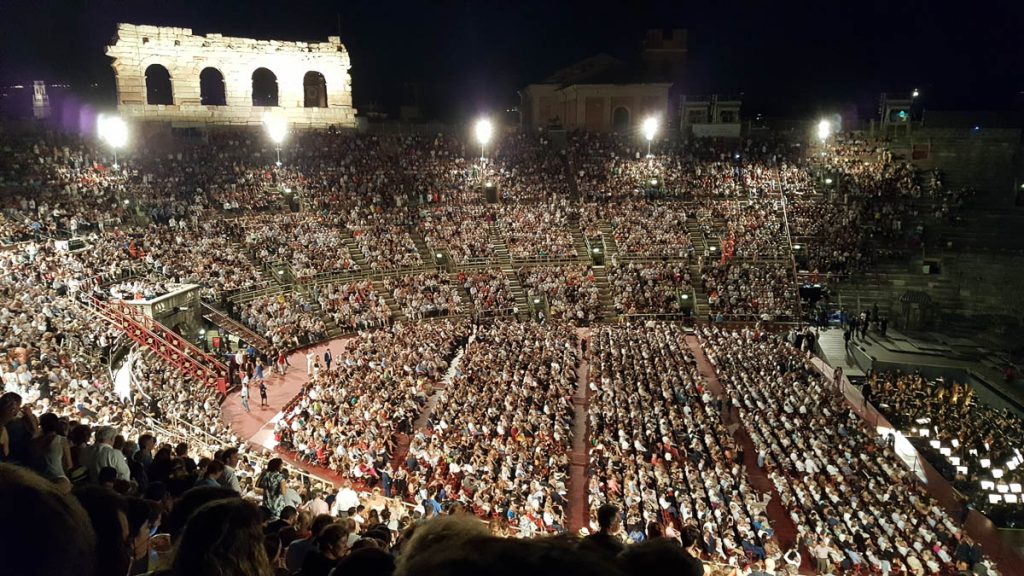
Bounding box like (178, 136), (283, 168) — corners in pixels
(97, 114), (128, 170)
(475, 118), (493, 161)
(642, 117), (658, 157)
(264, 114), (288, 167)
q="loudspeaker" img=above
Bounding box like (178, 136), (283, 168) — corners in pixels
(483, 183), (498, 203)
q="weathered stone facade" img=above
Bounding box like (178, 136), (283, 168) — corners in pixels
(106, 23), (357, 127)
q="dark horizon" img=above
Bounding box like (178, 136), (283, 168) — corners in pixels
(1, 0), (1022, 122)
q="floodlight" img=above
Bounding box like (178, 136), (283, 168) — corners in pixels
(912, 89), (920, 98)
(642, 117), (658, 141)
(475, 118), (493, 160)
(533, 298), (541, 305)
(97, 114), (128, 168)
(475, 118), (493, 146)
(97, 114), (128, 148)
(817, 119), (832, 142)
(263, 114), (288, 166)
(264, 114), (287, 144)
(824, 178), (833, 185)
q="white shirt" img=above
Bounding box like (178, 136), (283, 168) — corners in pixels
(86, 443), (130, 481)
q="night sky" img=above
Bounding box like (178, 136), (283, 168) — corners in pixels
(1, 0), (1021, 120)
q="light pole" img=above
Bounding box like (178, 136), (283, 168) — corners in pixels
(97, 114), (128, 170)
(475, 118), (493, 162)
(264, 114), (288, 167)
(642, 117), (658, 157)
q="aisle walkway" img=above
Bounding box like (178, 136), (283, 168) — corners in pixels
(685, 336), (803, 560)
(567, 328), (592, 533)
(392, 334), (473, 467)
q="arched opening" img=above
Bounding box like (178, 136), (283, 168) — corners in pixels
(251, 68), (279, 107)
(303, 71), (328, 108)
(200, 67), (226, 106)
(145, 64), (173, 105)
(612, 106), (631, 133)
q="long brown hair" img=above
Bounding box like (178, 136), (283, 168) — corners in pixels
(172, 498), (273, 576)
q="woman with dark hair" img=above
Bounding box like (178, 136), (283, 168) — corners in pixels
(299, 523), (350, 576)
(126, 498), (161, 575)
(33, 412), (72, 488)
(258, 458), (288, 519)
(75, 485), (133, 576)
(172, 498), (273, 576)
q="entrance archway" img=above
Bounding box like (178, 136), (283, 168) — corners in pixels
(200, 68), (226, 106)
(251, 68), (279, 107)
(612, 107), (631, 132)
(303, 71), (328, 108)
(145, 64), (173, 105)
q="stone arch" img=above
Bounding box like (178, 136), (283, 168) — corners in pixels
(303, 71), (328, 108)
(612, 106), (631, 133)
(251, 67), (279, 107)
(199, 67), (226, 106)
(145, 64), (173, 105)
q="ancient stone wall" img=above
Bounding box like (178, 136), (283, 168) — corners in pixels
(106, 23), (357, 127)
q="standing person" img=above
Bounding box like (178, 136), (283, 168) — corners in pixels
(258, 458), (288, 520)
(580, 504), (624, 561)
(324, 349), (332, 371)
(305, 351), (315, 375)
(813, 537), (831, 574)
(277, 350), (288, 375)
(259, 379), (269, 408)
(240, 377), (251, 413)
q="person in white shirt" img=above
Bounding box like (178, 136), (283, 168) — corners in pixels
(301, 489), (330, 516)
(331, 483), (360, 516)
(84, 425), (130, 482)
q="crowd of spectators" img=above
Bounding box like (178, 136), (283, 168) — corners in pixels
(316, 280), (392, 331)
(609, 261), (693, 316)
(238, 294), (328, 350)
(418, 204), (495, 263)
(700, 327), (994, 574)
(276, 320), (470, 486)
(494, 204), (578, 259)
(701, 261), (796, 321)
(382, 273), (464, 319)
(516, 265), (602, 324)
(409, 321), (578, 535)
(588, 324), (775, 567)
(456, 269), (516, 317)
(237, 214), (360, 279)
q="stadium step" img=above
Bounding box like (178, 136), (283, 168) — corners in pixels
(372, 278), (406, 322)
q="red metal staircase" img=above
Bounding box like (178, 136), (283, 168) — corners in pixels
(85, 296), (229, 393)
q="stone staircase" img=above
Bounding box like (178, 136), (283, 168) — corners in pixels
(571, 229), (589, 259)
(690, 265), (710, 319)
(598, 222), (618, 258)
(411, 231), (432, 264)
(488, 224), (511, 262)
(340, 229), (370, 270)
(501, 265), (530, 321)
(372, 278), (406, 323)
(591, 265), (614, 320)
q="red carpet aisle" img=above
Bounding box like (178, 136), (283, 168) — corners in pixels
(685, 335), (806, 569)
(567, 328), (592, 533)
(221, 337), (354, 449)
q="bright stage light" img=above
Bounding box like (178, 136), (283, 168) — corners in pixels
(642, 117), (659, 142)
(475, 118), (493, 146)
(264, 114), (288, 145)
(97, 114), (128, 149)
(817, 119), (832, 142)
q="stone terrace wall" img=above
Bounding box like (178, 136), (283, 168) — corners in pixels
(106, 23), (357, 127)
